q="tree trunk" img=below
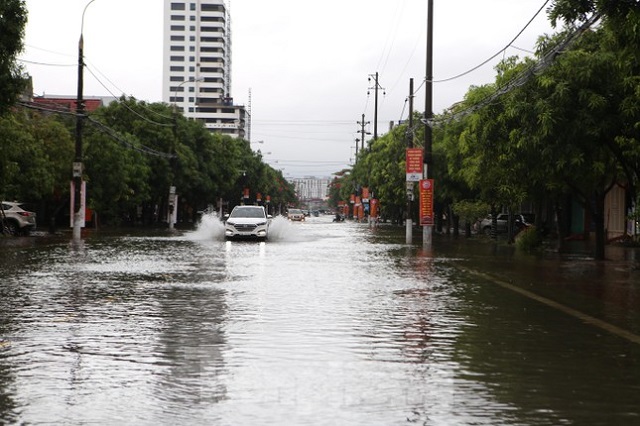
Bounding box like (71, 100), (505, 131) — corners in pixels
(593, 190), (606, 260)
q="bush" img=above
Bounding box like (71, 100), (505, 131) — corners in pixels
(515, 226), (542, 252)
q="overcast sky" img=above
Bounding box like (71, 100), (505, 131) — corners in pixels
(21, 0), (555, 178)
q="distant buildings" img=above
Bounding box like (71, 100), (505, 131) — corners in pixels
(290, 177), (330, 201)
(162, 0), (246, 139)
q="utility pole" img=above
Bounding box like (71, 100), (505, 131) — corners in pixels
(368, 72), (385, 141)
(423, 0), (434, 247)
(73, 0), (96, 241)
(406, 78), (414, 244)
(357, 114), (370, 153)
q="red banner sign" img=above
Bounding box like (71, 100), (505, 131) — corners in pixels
(419, 179), (434, 226)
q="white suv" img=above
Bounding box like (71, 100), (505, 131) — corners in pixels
(224, 205), (271, 240)
(1, 201), (37, 236)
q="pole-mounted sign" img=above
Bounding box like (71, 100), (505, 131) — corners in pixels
(419, 179), (434, 226)
(406, 148), (423, 182)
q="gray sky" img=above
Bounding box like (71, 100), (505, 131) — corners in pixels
(21, 0), (555, 178)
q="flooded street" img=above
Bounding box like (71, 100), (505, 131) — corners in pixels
(1, 215), (639, 425)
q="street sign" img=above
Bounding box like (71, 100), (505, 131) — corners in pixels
(406, 148), (423, 182)
(419, 179), (434, 226)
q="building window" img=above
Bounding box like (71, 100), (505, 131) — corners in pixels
(170, 25), (185, 31)
(171, 15), (185, 21)
(190, 3), (196, 11)
(170, 66), (184, 72)
(190, 15), (196, 21)
(201, 4), (224, 12)
(200, 46), (219, 53)
(170, 76), (183, 82)
(189, 66), (195, 72)
(189, 46), (195, 52)
(170, 56), (185, 62)
(201, 16), (223, 22)
(171, 3), (185, 11)
(170, 45), (185, 51)
(189, 25), (196, 31)
(200, 37), (222, 43)
(171, 35), (185, 41)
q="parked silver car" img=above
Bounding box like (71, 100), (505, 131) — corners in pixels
(1, 201), (37, 236)
(224, 205), (271, 240)
(479, 213), (528, 235)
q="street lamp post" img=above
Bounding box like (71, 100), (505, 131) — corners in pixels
(73, 0), (96, 240)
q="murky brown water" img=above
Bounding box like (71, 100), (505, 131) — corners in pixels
(1, 216), (639, 425)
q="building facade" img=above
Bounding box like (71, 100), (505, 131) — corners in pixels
(162, 0), (245, 138)
(290, 177), (331, 201)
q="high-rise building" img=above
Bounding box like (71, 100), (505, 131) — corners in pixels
(163, 0), (246, 138)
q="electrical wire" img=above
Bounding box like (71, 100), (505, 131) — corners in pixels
(84, 65), (173, 127)
(18, 101), (176, 159)
(430, 0), (551, 84)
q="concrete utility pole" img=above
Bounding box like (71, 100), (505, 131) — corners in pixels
(423, 0), (434, 247)
(406, 78), (414, 244)
(73, 0), (96, 241)
(368, 72), (385, 140)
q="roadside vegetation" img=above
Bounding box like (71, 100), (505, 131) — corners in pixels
(329, 0), (640, 259)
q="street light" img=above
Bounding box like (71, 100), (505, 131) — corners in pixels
(173, 76), (204, 116)
(169, 77), (203, 229)
(73, 0), (96, 240)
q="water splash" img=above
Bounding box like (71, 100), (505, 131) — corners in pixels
(185, 213), (305, 242)
(267, 215), (304, 242)
(186, 213), (226, 241)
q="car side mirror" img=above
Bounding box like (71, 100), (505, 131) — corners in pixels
(267, 215), (273, 219)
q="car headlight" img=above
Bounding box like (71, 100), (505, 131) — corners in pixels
(256, 221), (267, 226)
(226, 221), (235, 226)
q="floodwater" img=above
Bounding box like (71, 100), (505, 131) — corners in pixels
(1, 215), (639, 425)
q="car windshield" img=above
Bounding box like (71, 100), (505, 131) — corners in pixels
(289, 209), (302, 214)
(229, 207), (265, 219)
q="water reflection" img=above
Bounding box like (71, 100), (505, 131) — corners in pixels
(0, 222), (638, 425)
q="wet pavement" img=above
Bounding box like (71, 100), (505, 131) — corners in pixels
(0, 215), (639, 425)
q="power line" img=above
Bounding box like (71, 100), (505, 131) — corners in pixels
(18, 101), (176, 159)
(423, 13), (601, 128)
(429, 0), (551, 84)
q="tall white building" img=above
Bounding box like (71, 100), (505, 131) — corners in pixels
(162, 0), (246, 138)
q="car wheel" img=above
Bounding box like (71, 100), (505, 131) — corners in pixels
(3, 221), (19, 236)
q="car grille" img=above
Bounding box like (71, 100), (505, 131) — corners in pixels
(234, 224), (257, 232)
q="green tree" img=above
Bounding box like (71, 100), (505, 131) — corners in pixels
(0, 0), (27, 115)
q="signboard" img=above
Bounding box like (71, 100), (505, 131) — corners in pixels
(406, 148), (423, 182)
(419, 179), (434, 226)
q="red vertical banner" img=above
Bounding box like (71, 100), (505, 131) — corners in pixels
(419, 179), (434, 226)
(370, 198), (379, 218)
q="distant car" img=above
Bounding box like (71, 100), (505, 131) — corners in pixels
(224, 205), (271, 240)
(479, 213), (528, 235)
(1, 201), (37, 236)
(287, 208), (305, 221)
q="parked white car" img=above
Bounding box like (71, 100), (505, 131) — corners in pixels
(1, 201), (37, 236)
